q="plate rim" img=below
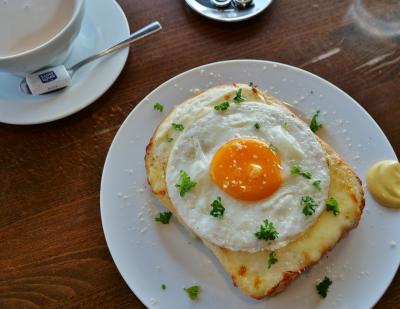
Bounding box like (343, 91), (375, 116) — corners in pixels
(100, 59), (399, 308)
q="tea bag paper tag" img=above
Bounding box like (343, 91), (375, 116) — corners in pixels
(26, 66), (71, 95)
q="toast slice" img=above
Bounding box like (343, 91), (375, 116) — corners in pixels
(145, 84), (364, 299)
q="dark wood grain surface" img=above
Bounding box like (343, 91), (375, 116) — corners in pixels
(1, 0), (399, 308)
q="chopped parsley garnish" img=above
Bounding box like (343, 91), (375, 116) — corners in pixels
(316, 276), (332, 298)
(291, 165), (312, 179)
(249, 82), (257, 88)
(155, 211), (172, 224)
(172, 123), (184, 131)
(269, 143), (278, 152)
(153, 102), (164, 112)
(166, 136), (173, 142)
(161, 284), (167, 290)
(233, 88), (245, 103)
(210, 197), (225, 219)
(184, 285), (201, 300)
(254, 122), (261, 130)
(268, 251), (278, 269)
(255, 219), (279, 241)
(214, 101), (230, 111)
(301, 196), (318, 216)
(312, 180), (321, 190)
(282, 122), (289, 130)
(326, 197), (340, 216)
(175, 170), (196, 197)
(310, 110), (322, 133)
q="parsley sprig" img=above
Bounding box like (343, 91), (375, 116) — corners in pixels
(155, 211), (172, 224)
(310, 110), (322, 133)
(210, 197), (225, 219)
(153, 102), (164, 112)
(233, 88), (245, 103)
(291, 165), (312, 179)
(268, 251), (278, 269)
(175, 170), (196, 197)
(184, 285), (201, 300)
(255, 219), (279, 241)
(312, 180), (321, 190)
(316, 276), (332, 298)
(214, 101), (230, 111)
(326, 197), (340, 215)
(172, 123), (184, 131)
(291, 165), (323, 192)
(301, 196), (318, 216)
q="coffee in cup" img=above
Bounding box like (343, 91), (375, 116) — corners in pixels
(0, 0), (85, 75)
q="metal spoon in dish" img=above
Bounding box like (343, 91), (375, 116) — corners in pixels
(20, 21), (162, 95)
(211, 0), (231, 8)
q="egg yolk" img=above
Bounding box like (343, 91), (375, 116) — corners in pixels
(210, 138), (282, 201)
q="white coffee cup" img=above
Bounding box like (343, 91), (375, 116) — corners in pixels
(0, 0), (85, 76)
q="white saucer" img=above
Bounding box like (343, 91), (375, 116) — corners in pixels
(0, 0), (129, 125)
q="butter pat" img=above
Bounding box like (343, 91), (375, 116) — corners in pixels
(26, 65), (71, 95)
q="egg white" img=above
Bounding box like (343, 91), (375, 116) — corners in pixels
(166, 102), (330, 252)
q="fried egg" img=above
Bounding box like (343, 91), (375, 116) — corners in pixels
(166, 102), (330, 252)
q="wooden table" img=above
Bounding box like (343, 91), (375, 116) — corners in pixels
(1, 0), (399, 307)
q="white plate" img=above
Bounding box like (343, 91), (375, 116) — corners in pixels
(0, 0), (129, 125)
(185, 0), (273, 22)
(100, 60), (399, 309)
